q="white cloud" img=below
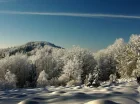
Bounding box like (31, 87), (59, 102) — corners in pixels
(0, 11), (140, 19)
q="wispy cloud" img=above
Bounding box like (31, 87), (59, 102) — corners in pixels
(0, 11), (140, 19)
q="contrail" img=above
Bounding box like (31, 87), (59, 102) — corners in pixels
(0, 11), (140, 19)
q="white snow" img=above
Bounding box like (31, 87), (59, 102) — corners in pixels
(0, 80), (138, 104)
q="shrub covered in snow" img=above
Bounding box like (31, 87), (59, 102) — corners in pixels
(0, 54), (33, 88)
(66, 80), (81, 87)
(4, 70), (16, 89)
(37, 70), (48, 87)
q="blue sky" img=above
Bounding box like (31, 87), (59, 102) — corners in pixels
(0, 0), (140, 51)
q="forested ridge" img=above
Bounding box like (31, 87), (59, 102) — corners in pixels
(0, 34), (139, 89)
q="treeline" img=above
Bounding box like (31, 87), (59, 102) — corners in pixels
(0, 34), (139, 89)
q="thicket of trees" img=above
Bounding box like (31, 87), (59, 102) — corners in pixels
(0, 34), (139, 89)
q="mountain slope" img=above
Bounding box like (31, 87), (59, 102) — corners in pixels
(0, 41), (63, 57)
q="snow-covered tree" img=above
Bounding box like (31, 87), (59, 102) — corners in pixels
(94, 38), (125, 80)
(5, 70), (16, 83)
(37, 70), (48, 87)
(29, 46), (63, 80)
(129, 35), (140, 77)
(63, 56), (83, 81)
(116, 45), (136, 77)
(116, 35), (140, 77)
(61, 46), (96, 84)
(0, 54), (32, 88)
(133, 57), (140, 77)
(35, 55), (62, 80)
(4, 70), (16, 89)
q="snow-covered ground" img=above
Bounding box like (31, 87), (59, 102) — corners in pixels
(0, 80), (139, 104)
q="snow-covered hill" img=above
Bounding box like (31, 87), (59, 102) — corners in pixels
(0, 41), (63, 57)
